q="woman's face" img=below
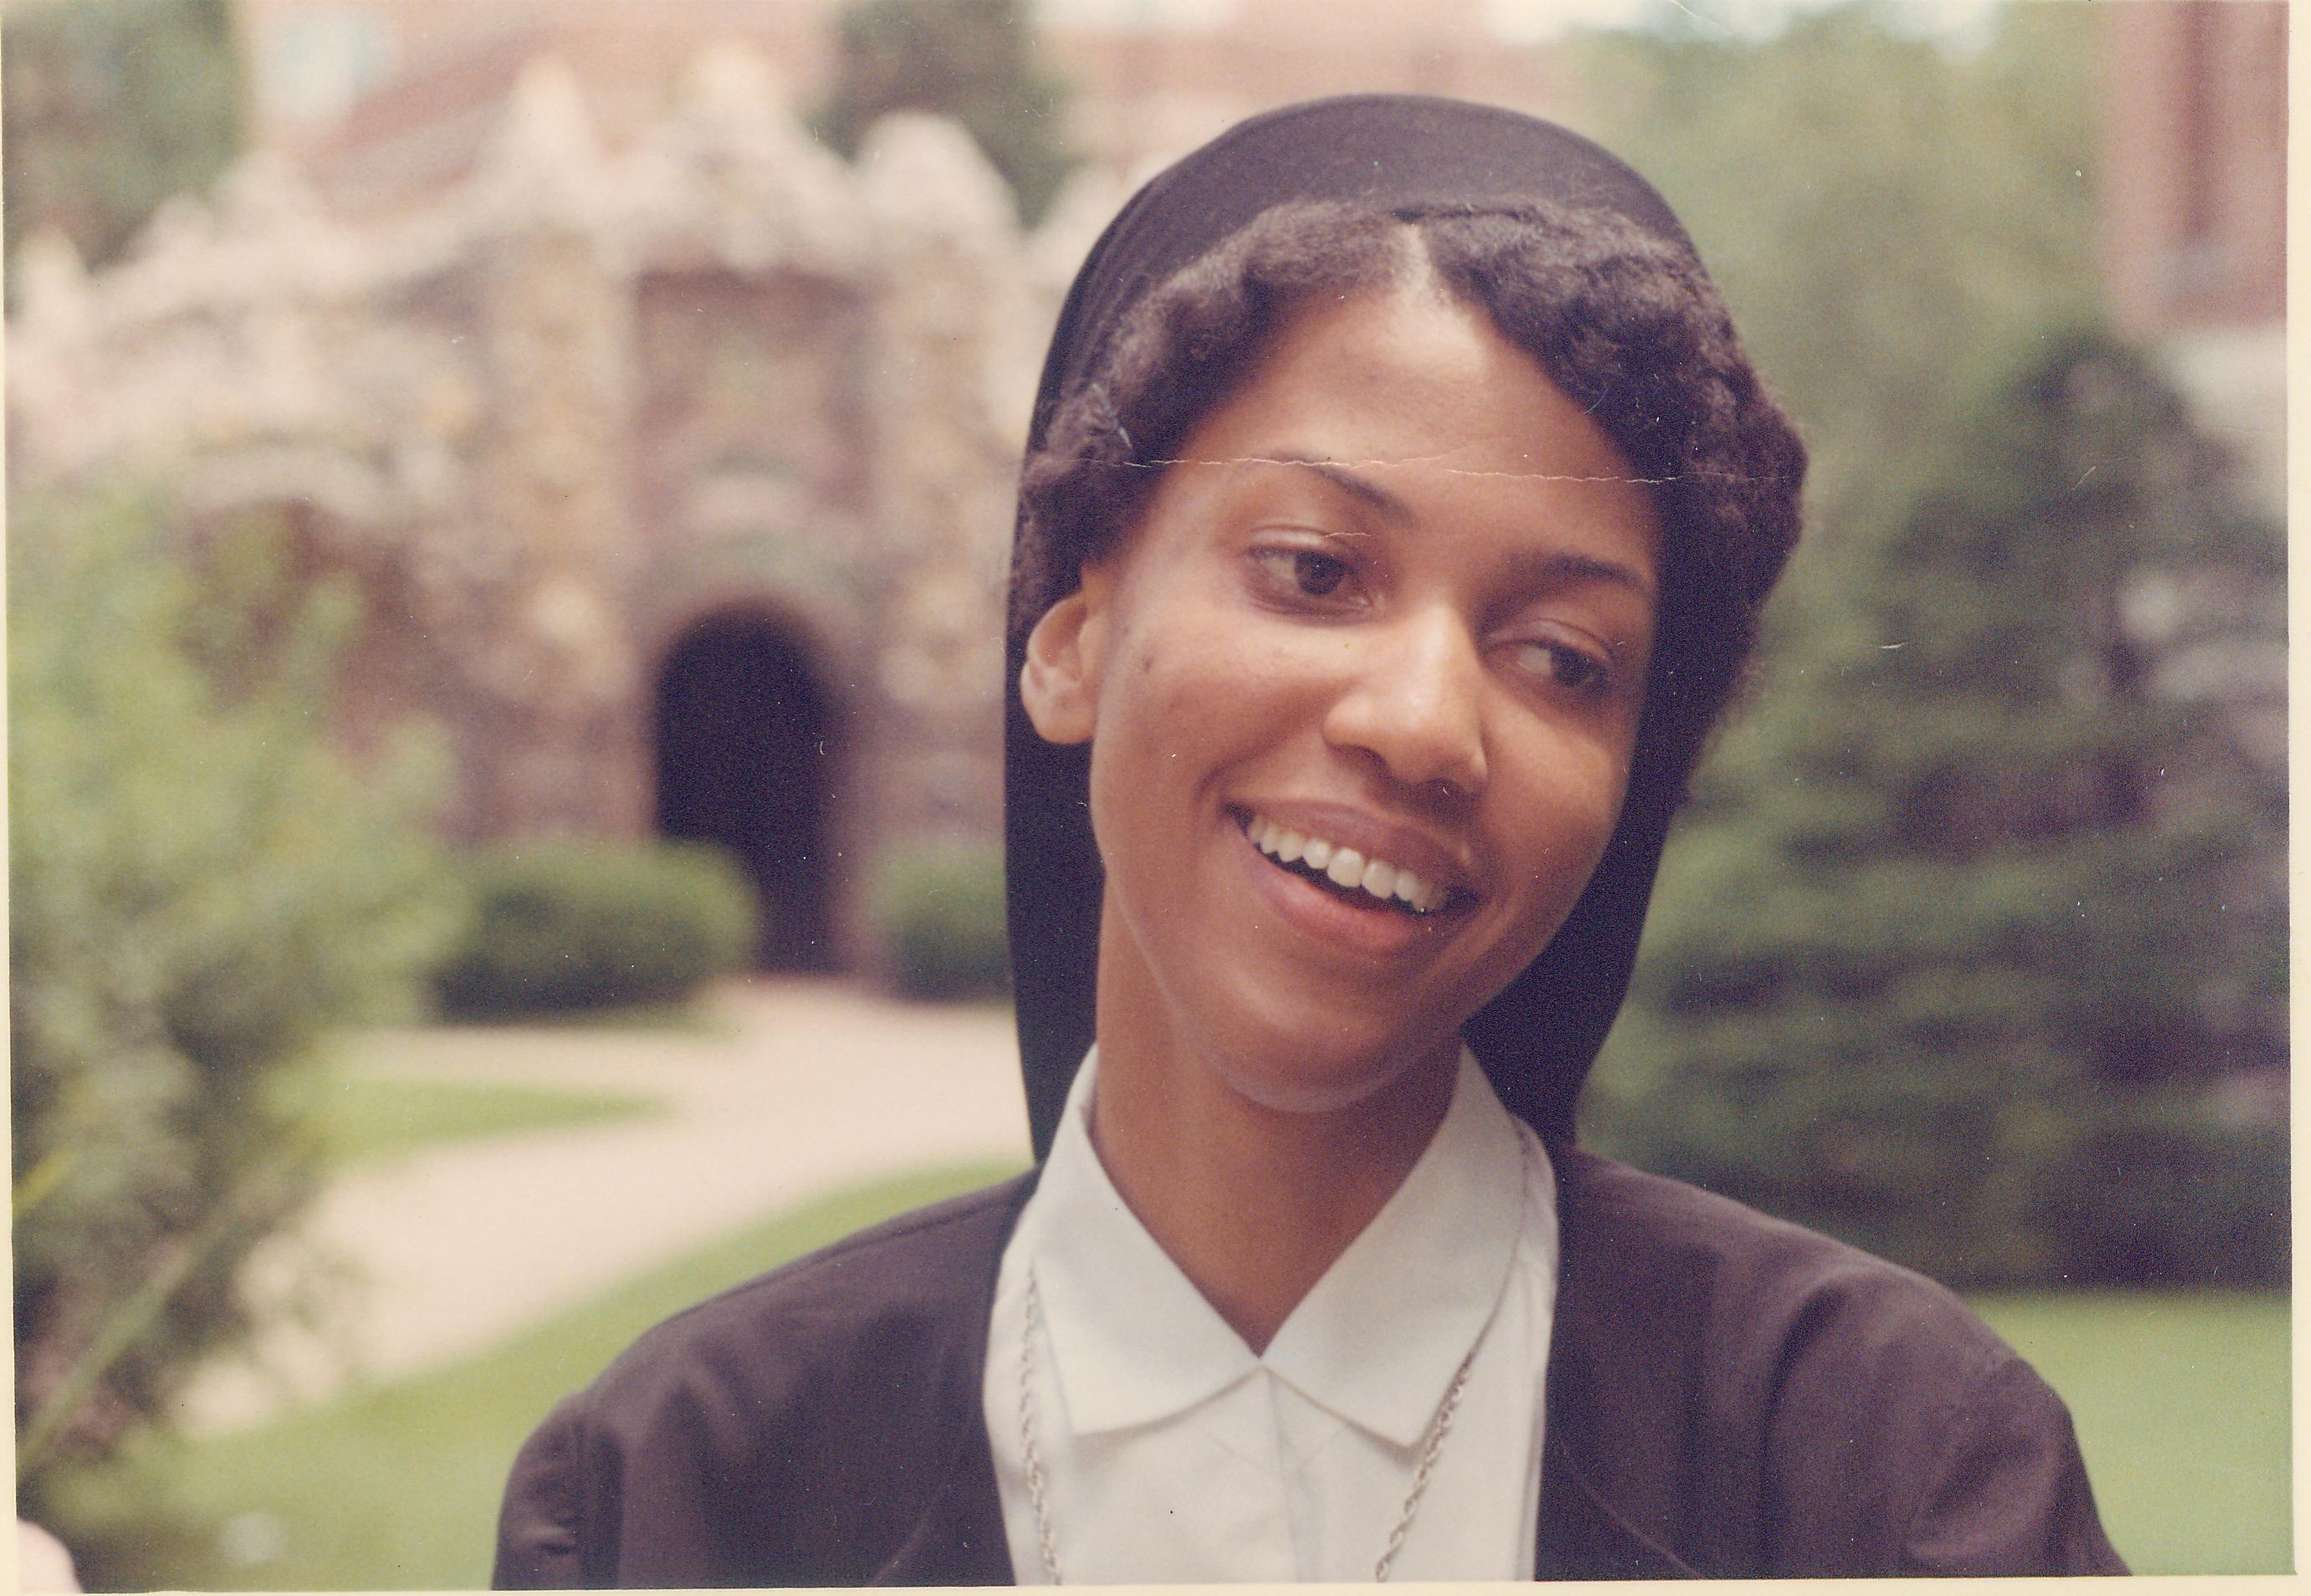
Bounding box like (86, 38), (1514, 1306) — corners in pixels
(1022, 279), (1660, 1117)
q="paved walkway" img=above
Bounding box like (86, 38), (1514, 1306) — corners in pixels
(181, 980), (1033, 1431)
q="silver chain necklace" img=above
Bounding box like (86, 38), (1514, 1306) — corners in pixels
(1017, 1264), (1478, 1583)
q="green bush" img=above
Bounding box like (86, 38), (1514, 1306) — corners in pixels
(1591, 328), (2286, 1288)
(4, 0), (243, 281)
(11, 487), (460, 1496)
(812, 0), (1076, 225)
(2027, 1102), (2288, 1287)
(432, 841), (757, 1018)
(870, 839), (1010, 1000)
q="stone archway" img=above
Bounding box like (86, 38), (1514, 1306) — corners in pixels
(653, 611), (839, 970)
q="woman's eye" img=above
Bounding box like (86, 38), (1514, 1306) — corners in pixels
(1291, 551), (1351, 597)
(1511, 639), (1613, 696)
(1252, 546), (1355, 601)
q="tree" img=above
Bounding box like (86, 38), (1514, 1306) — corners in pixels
(1555, 4), (2281, 1288)
(1587, 328), (2286, 1286)
(811, 0), (1076, 225)
(3, 0), (245, 283)
(11, 488), (463, 1500)
(1564, 4), (2099, 534)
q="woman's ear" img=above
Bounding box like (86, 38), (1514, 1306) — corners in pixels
(1019, 579), (1108, 746)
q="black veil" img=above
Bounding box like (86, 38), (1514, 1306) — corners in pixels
(1003, 95), (1705, 1159)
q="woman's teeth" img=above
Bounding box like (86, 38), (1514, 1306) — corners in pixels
(1244, 813), (1449, 914)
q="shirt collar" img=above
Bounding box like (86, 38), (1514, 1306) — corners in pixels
(1021, 1046), (1535, 1449)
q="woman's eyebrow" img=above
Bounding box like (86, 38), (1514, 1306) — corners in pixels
(1263, 452), (1655, 600)
(1262, 451), (1415, 520)
(1501, 546), (1657, 602)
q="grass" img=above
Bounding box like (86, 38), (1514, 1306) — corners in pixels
(43, 1160), (1027, 1592)
(427, 997), (743, 1037)
(297, 1069), (662, 1170)
(1967, 1289), (2293, 1576)
(39, 1172), (2288, 1588)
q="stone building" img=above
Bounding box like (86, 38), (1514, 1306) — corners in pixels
(8, 48), (1121, 969)
(14, 6), (2282, 976)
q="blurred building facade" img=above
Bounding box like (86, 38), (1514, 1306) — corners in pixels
(8, 50), (1096, 969)
(233, 0), (1562, 207)
(2099, 0), (2286, 518)
(11, 0), (1566, 977)
(13, 2), (2283, 973)
(2095, 0), (2286, 795)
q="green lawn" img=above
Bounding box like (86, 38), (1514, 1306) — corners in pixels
(1968, 1289), (2292, 1575)
(44, 1161), (1026, 1592)
(430, 998), (743, 1036)
(299, 1068), (662, 1170)
(42, 1173), (2289, 1588)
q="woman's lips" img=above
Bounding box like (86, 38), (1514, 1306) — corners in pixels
(1240, 809), (1449, 913)
(1230, 811), (1458, 960)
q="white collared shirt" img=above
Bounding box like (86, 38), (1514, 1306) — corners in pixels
(983, 1047), (1559, 1583)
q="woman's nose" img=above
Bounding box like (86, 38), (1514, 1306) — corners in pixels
(1321, 606), (1489, 798)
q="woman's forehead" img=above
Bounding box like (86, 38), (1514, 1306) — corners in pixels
(1177, 286), (1647, 494)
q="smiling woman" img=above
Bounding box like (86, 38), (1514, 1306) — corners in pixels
(494, 96), (2125, 1585)
(1017, 283), (1661, 1295)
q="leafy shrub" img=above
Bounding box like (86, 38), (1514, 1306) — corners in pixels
(2027, 1101), (2289, 1287)
(4, 0), (243, 278)
(812, 0), (1076, 225)
(870, 839), (1010, 1000)
(432, 841), (757, 1017)
(1592, 328), (2286, 1288)
(11, 487), (460, 1494)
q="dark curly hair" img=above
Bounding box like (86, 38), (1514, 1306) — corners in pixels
(1012, 198), (1807, 818)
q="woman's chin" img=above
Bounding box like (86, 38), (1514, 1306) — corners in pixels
(1194, 1011), (1462, 1119)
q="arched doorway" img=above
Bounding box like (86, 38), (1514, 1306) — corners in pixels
(654, 611), (839, 970)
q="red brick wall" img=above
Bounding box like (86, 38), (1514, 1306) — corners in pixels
(2100, 0), (2286, 335)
